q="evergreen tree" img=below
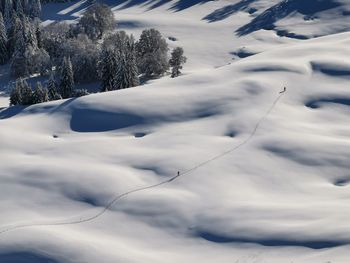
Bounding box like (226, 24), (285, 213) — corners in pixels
(169, 47), (187, 78)
(30, 0), (41, 18)
(32, 82), (48, 104)
(22, 16), (38, 49)
(136, 28), (169, 78)
(10, 82), (21, 105)
(11, 17), (41, 77)
(15, 0), (24, 14)
(7, 12), (21, 56)
(12, 78), (32, 105)
(23, 0), (29, 15)
(35, 25), (42, 48)
(115, 35), (139, 89)
(0, 12), (8, 64)
(59, 56), (74, 98)
(47, 72), (57, 100)
(100, 46), (117, 92)
(4, 0), (13, 29)
(20, 78), (33, 105)
(11, 25), (28, 77)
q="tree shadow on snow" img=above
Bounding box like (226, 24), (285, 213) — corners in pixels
(203, 0), (258, 22)
(236, 0), (342, 36)
(305, 97), (350, 109)
(42, 0), (92, 21)
(0, 252), (59, 263)
(198, 231), (349, 249)
(102, 0), (213, 11)
(0, 105), (27, 119)
(70, 108), (146, 132)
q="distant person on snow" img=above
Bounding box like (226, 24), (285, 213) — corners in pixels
(280, 86), (286, 93)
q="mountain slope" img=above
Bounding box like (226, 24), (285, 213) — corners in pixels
(0, 1), (350, 262)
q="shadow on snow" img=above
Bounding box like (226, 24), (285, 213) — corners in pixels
(198, 231), (349, 249)
(236, 0), (342, 36)
(0, 252), (59, 263)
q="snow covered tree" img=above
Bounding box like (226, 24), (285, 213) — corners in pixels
(11, 17), (48, 77)
(32, 82), (49, 104)
(47, 72), (57, 100)
(23, 0), (29, 15)
(169, 47), (186, 78)
(11, 78), (33, 105)
(35, 25), (42, 48)
(115, 34), (139, 89)
(30, 0), (41, 18)
(11, 25), (28, 77)
(58, 56), (74, 98)
(41, 22), (70, 59)
(78, 3), (115, 40)
(4, 0), (13, 29)
(7, 12), (21, 56)
(99, 45), (117, 92)
(22, 16), (38, 49)
(19, 78), (33, 105)
(15, 0), (24, 15)
(31, 47), (50, 75)
(101, 31), (139, 90)
(136, 28), (169, 78)
(9, 82), (21, 105)
(61, 34), (99, 83)
(0, 12), (8, 64)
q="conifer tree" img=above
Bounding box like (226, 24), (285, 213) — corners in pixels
(22, 16), (38, 49)
(11, 25), (28, 77)
(15, 0), (24, 15)
(12, 78), (32, 105)
(32, 82), (48, 104)
(100, 46), (117, 92)
(115, 35), (139, 89)
(10, 82), (21, 105)
(4, 0), (13, 29)
(23, 0), (29, 15)
(0, 12), (8, 64)
(7, 12), (21, 56)
(59, 56), (74, 98)
(47, 72), (57, 100)
(30, 0), (41, 18)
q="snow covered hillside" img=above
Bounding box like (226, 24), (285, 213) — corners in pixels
(1, 0), (350, 262)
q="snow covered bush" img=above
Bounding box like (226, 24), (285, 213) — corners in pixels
(73, 89), (89, 97)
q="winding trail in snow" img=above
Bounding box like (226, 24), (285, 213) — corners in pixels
(0, 90), (285, 236)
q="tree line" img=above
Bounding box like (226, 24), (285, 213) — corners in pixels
(0, 1), (187, 106)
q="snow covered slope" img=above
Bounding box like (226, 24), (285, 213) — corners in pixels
(1, 0), (350, 262)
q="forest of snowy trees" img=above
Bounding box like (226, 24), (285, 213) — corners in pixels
(0, 0), (187, 106)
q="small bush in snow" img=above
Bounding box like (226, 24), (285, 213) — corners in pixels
(73, 89), (89, 97)
(169, 47), (187, 78)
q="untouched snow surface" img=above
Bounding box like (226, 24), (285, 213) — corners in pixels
(1, 0), (350, 262)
